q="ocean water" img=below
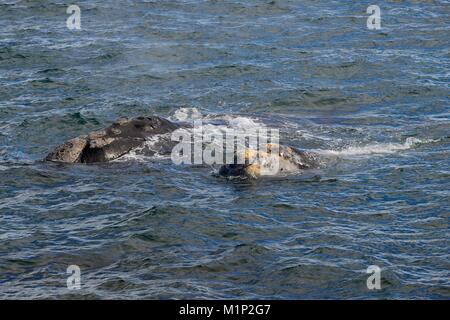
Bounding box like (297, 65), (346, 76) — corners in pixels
(0, 0), (449, 299)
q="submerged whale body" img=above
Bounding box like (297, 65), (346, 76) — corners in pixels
(46, 115), (319, 177)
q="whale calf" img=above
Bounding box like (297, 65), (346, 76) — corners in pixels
(218, 143), (319, 178)
(46, 115), (319, 177)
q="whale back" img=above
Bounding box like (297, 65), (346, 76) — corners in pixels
(46, 116), (180, 163)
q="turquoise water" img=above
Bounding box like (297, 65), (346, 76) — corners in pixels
(0, 1), (449, 299)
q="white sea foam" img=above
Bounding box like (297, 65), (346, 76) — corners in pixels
(118, 108), (268, 163)
(318, 137), (437, 157)
(170, 107), (203, 121)
(172, 108), (266, 148)
(223, 115), (264, 131)
(171, 107), (264, 131)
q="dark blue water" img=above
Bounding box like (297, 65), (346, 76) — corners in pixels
(0, 0), (449, 299)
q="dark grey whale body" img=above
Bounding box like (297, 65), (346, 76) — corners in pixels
(46, 115), (319, 177)
(46, 116), (180, 163)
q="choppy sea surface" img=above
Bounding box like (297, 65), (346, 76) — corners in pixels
(0, 0), (449, 299)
